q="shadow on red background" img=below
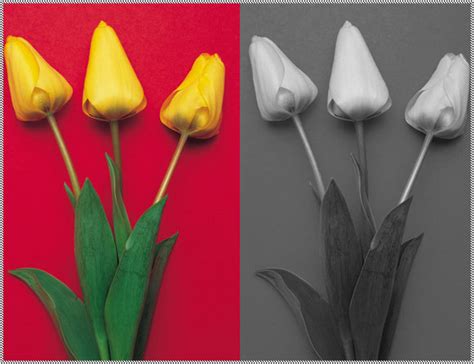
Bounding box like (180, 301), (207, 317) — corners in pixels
(4, 4), (240, 360)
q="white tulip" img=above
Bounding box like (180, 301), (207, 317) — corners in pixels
(399, 53), (469, 202)
(405, 53), (469, 139)
(328, 21), (391, 122)
(249, 36), (318, 121)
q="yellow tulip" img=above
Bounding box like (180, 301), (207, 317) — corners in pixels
(5, 36), (73, 121)
(160, 53), (225, 139)
(83, 21), (146, 121)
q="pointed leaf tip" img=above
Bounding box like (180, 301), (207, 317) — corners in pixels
(10, 268), (100, 359)
(327, 178), (338, 192)
(379, 233), (423, 359)
(322, 179), (341, 204)
(81, 178), (93, 192)
(321, 178), (362, 354)
(257, 268), (345, 359)
(134, 234), (178, 359)
(350, 199), (412, 359)
(370, 198), (413, 251)
(74, 179), (117, 359)
(105, 196), (167, 359)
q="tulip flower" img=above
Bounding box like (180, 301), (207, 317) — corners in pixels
(155, 53), (225, 203)
(160, 53), (225, 139)
(400, 53), (469, 202)
(249, 36), (318, 121)
(249, 36), (325, 200)
(83, 20), (146, 170)
(5, 36), (80, 197)
(328, 21), (391, 197)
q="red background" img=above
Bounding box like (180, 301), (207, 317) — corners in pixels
(4, 4), (240, 360)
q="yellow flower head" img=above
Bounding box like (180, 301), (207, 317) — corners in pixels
(160, 53), (225, 139)
(5, 36), (73, 121)
(83, 21), (146, 121)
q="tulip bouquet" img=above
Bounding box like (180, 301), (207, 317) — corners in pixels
(6, 21), (225, 360)
(250, 21), (469, 360)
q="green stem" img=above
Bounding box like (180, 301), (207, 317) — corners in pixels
(110, 120), (122, 172)
(399, 132), (433, 204)
(354, 120), (368, 197)
(292, 115), (325, 201)
(47, 114), (80, 198)
(154, 133), (188, 204)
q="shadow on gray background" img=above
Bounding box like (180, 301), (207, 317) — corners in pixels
(240, 4), (470, 360)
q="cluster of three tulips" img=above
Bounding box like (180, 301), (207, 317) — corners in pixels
(5, 20), (225, 201)
(250, 21), (468, 204)
(250, 21), (468, 360)
(6, 20), (225, 360)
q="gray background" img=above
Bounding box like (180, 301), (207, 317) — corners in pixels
(240, 5), (470, 360)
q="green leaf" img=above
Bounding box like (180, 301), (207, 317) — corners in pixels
(351, 153), (377, 255)
(106, 154), (131, 258)
(105, 198), (167, 360)
(321, 180), (363, 356)
(10, 268), (100, 360)
(349, 198), (412, 360)
(379, 233), (423, 359)
(134, 234), (178, 359)
(64, 183), (76, 208)
(75, 179), (118, 359)
(257, 269), (345, 359)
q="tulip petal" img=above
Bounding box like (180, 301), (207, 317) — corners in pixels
(405, 84), (451, 134)
(161, 84), (209, 133)
(328, 99), (351, 121)
(276, 87), (296, 113)
(20, 37), (73, 114)
(366, 97), (392, 120)
(249, 37), (289, 121)
(175, 54), (211, 91)
(196, 54), (225, 138)
(267, 38), (318, 113)
(420, 53), (455, 92)
(438, 54), (469, 138)
(83, 100), (107, 120)
(83, 21), (145, 121)
(328, 21), (390, 121)
(5, 37), (43, 120)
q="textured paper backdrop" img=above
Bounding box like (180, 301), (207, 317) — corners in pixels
(4, 4), (240, 360)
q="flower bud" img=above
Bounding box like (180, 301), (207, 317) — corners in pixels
(83, 21), (146, 121)
(328, 21), (391, 122)
(5, 36), (73, 121)
(405, 53), (469, 139)
(249, 36), (318, 121)
(160, 53), (225, 139)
